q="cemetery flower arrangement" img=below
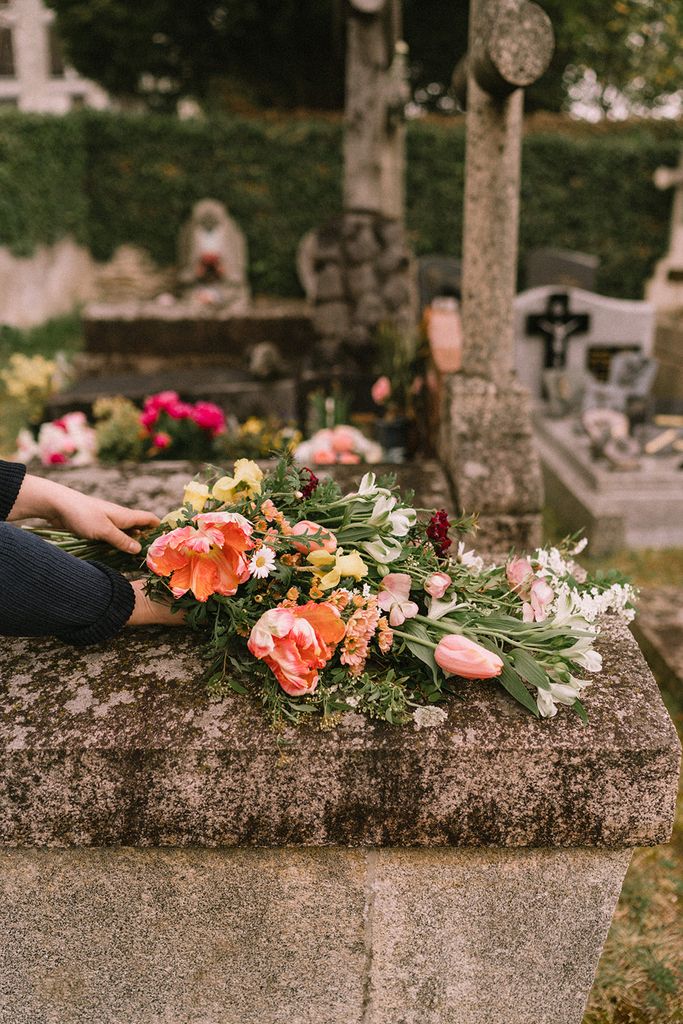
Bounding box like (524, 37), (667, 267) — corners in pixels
(138, 391), (226, 459)
(294, 426), (383, 466)
(16, 412), (97, 467)
(0, 353), (68, 458)
(39, 457), (637, 728)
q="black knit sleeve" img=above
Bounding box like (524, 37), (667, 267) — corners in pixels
(0, 461), (26, 521)
(0, 523), (135, 646)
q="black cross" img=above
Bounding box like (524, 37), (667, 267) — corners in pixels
(526, 292), (590, 369)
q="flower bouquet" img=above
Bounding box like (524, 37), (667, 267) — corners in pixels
(40, 456), (636, 728)
(16, 412), (97, 467)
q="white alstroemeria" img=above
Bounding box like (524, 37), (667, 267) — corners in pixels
(536, 677), (588, 718)
(390, 506), (417, 537)
(455, 540), (484, 574)
(572, 648), (603, 673)
(360, 536), (404, 563)
(426, 595), (465, 620)
(369, 494), (397, 526)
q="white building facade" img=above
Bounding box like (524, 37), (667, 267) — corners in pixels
(0, 0), (108, 113)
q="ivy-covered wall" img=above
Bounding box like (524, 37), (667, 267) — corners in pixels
(0, 110), (680, 300)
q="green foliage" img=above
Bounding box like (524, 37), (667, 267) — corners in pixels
(0, 113), (87, 256)
(0, 111), (681, 300)
(0, 313), (83, 362)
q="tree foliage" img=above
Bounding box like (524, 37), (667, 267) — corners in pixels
(47, 0), (683, 117)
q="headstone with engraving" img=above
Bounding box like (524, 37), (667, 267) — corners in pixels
(525, 247), (599, 291)
(514, 286), (655, 401)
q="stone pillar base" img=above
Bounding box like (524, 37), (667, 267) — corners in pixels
(436, 374), (544, 553)
(0, 845), (631, 1024)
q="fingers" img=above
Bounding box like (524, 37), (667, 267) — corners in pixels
(108, 505), (161, 529)
(99, 521), (144, 555)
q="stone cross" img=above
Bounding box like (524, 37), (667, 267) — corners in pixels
(343, 0), (409, 220)
(653, 148), (683, 267)
(459, 0), (554, 379)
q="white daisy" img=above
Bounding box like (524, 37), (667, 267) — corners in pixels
(249, 546), (277, 579)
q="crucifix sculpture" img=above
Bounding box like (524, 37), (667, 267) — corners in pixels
(526, 292), (590, 369)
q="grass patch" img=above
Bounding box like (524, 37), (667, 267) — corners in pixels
(0, 312), (83, 364)
(582, 664), (683, 1023)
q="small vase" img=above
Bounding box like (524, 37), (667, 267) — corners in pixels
(375, 416), (409, 463)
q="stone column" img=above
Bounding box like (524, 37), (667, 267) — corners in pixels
(436, 0), (554, 552)
(0, 615), (679, 1024)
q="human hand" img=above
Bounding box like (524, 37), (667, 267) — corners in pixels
(126, 579), (187, 627)
(9, 475), (160, 554)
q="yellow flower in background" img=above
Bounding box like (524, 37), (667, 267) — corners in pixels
(240, 417), (265, 436)
(1, 354), (56, 399)
(161, 507), (186, 527)
(307, 548), (368, 590)
(212, 459), (264, 504)
(183, 481), (210, 512)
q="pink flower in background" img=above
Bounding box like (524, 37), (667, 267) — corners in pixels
(371, 375), (392, 404)
(434, 635), (503, 679)
(377, 573), (419, 627)
(190, 401), (226, 435)
(312, 448), (336, 465)
(332, 425), (358, 454)
(424, 571), (452, 600)
(140, 407), (159, 429)
(339, 452), (361, 464)
(152, 432), (172, 450)
(506, 557), (533, 597)
(523, 578), (555, 623)
(36, 413), (96, 467)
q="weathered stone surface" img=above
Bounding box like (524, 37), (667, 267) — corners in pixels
(0, 847), (367, 1024)
(0, 844), (631, 1024)
(367, 847), (631, 1024)
(0, 618), (678, 848)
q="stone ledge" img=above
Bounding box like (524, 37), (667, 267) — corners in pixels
(1, 618), (679, 848)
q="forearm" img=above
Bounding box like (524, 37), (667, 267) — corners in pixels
(6, 473), (69, 522)
(0, 523), (135, 645)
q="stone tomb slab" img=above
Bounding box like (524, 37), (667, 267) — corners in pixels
(534, 413), (683, 553)
(515, 286), (655, 398)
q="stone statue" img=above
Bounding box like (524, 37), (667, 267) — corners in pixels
(177, 199), (250, 309)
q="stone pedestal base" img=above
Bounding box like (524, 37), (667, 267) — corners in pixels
(435, 374), (543, 553)
(0, 845), (631, 1024)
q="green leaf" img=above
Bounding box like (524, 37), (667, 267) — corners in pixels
(402, 621), (439, 684)
(498, 665), (540, 717)
(572, 699), (589, 725)
(510, 649), (552, 691)
(228, 679), (249, 695)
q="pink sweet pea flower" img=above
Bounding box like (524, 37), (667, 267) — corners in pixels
(290, 520), (338, 554)
(434, 635), (503, 679)
(248, 601), (345, 696)
(377, 573), (419, 627)
(522, 578), (555, 623)
(506, 557), (533, 598)
(146, 511), (254, 602)
(371, 375), (392, 404)
(424, 571), (452, 600)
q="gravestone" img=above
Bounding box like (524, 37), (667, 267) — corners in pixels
(436, 0), (554, 553)
(645, 148), (683, 312)
(525, 247), (599, 290)
(514, 286), (655, 400)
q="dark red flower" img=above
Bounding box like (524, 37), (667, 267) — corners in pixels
(300, 467), (319, 499)
(427, 509), (452, 556)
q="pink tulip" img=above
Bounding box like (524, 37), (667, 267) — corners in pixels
(424, 571), (452, 600)
(434, 634), (503, 679)
(377, 573), (419, 627)
(290, 520), (338, 554)
(372, 375), (392, 404)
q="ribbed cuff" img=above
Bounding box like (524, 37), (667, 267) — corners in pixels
(0, 461), (26, 521)
(58, 562), (136, 647)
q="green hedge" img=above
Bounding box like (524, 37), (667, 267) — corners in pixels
(0, 112), (88, 256)
(0, 110), (680, 299)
